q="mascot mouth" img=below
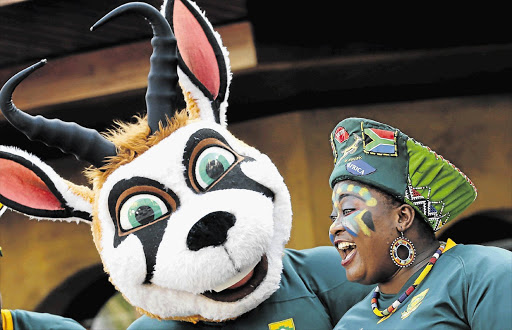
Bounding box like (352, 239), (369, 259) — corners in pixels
(202, 255), (268, 302)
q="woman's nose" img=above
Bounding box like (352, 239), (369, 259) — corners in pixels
(329, 216), (346, 246)
(329, 216), (346, 236)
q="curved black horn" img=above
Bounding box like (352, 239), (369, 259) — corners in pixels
(0, 60), (117, 168)
(91, 2), (179, 134)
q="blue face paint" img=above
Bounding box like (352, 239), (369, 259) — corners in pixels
(344, 209), (376, 237)
(329, 233), (335, 245)
(344, 224), (359, 238)
(331, 183), (378, 238)
(334, 183), (378, 207)
(342, 210), (361, 237)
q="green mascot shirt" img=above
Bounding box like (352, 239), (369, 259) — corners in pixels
(129, 246), (373, 329)
(335, 241), (512, 330)
(1, 309), (85, 330)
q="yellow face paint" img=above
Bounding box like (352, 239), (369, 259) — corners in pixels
(334, 183), (378, 207)
(340, 209), (375, 237)
(331, 183), (378, 237)
(354, 209), (372, 236)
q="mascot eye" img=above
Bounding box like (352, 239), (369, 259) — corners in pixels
(119, 194), (169, 231)
(195, 146), (236, 189)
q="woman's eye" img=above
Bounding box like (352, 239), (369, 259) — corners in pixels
(342, 208), (356, 216)
(194, 146), (236, 190)
(330, 210), (338, 222)
(119, 194), (169, 231)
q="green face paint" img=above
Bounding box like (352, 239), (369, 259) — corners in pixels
(331, 183), (377, 237)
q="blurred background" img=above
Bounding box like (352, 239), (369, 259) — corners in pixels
(0, 0), (510, 328)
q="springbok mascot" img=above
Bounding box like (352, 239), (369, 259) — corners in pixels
(0, 0), (370, 328)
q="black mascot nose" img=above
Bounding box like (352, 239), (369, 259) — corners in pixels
(187, 211), (236, 251)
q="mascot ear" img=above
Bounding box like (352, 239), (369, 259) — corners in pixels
(0, 147), (93, 223)
(163, 0), (232, 127)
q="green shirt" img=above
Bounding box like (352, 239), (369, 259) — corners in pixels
(2, 309), (85, 330)
(335, 242), (512, 330)
(128, 246), (373, 329)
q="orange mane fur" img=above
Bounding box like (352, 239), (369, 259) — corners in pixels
(85, 91), (200, 276)
(85, 90), (200, 188)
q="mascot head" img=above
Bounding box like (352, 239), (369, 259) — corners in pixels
(0, 0), (292, 322)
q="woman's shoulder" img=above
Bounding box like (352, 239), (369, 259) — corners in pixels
(440, 243), (512, 328)
(443, 242), (511, 275)
(447, 242), (511, 259)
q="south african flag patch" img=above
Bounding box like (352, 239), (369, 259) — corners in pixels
(362, 122), (398, 156)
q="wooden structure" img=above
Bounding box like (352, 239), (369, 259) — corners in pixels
(0, 0), (510, 324)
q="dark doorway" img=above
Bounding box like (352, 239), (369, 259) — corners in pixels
(438, 208), (512, 251)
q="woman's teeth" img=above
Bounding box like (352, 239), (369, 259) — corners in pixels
(337, 242), (356, 251)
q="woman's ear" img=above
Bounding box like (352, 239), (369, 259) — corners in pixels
(396, 204), (416, 232)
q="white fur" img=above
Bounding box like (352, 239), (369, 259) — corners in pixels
(96, 122), (292, 320)
(178, 69), (218, 124)
(1, 0), (291, 322)
(161, 0), (232, 126)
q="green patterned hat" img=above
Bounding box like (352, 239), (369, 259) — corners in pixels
(329, 117), (477, 232)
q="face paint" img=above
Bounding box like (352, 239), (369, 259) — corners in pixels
(337, 183), (377, 207)
(329, 232), (335, 245)
(344, 209), (375, 237)
(342, 211), (361, 237)
(331, 182), (377, 237)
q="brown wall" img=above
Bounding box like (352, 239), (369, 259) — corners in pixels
(230, 94), (512, 250)
(1, 93), (511, 310)
(0, 158), (101, 310)
(0, 216), (100, 309)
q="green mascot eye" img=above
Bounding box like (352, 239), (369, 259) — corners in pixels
(195, 146), (236, 190)
(119, 194), (169, 231)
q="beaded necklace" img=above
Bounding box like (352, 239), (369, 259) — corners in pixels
(371, 242), (446, 318)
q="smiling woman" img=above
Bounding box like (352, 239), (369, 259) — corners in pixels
(327, 117), (512, 330)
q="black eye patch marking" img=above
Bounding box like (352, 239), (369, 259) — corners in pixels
(206, 164), (274, 200)
(108, 177), (180, 284)
(184, 129), (242, 192)
(189, 139), (242, 192)
(183, 129), (274, 199)
(109, 177), (179, 238)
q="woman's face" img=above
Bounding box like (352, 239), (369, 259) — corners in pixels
(329, 180), (399, 285)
